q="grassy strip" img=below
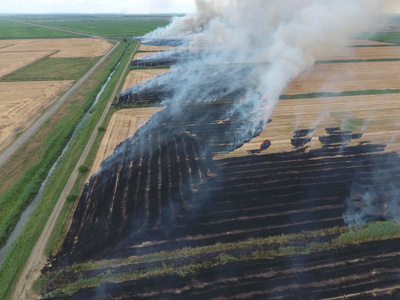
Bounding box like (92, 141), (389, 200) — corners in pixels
(280, 89), (400, 100)
(0, 41), (130, 300)
(44, 41), (139, 258)
(0, 57), (100, 82)
(64, 226), (347, 274)
(44, 221), (400, 297)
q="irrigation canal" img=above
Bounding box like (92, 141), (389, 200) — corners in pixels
(0, 66), (118, 263)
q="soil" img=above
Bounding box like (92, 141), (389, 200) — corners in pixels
(0, 81), (73, 151)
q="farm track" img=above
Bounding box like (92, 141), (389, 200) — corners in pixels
(10, 28), (131, 299)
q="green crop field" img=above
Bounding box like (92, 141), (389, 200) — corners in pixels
(0, 18), (78, 39)
(0, 57), (100, 82)
(11, 15), (172, 38)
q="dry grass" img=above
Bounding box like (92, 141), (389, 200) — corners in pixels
(0, 81), (73, 151)
(89, 107), (164, 176)
(326, 46), (400, 60)
(121, 69), (170, 92)
(0, 51), (55, 78)
(138, 44), (177, 52)
(133, 52), (158, 59)
(0, 38), (113, 58)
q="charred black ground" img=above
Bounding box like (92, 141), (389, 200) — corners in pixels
(42, 93), (400, 298)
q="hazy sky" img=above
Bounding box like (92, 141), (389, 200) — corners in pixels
(1, 0), (197, 14)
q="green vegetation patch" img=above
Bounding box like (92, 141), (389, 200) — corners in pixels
(42, 221), (400, 298)
(21, 15), (171, 38)
(0, 57), (100, 82)
(357, 32), (400, 45)
(0, 18), (78, 39)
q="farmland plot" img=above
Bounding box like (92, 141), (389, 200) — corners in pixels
(0, 38), (113, 58)
(138, 44), (177, 52)
(121, 69), (170, 92)
(283, 61), (400, 95)
(0, 81), (73, 151)
(0, 51), (55, 78)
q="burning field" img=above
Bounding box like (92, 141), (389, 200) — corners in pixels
(40, 1), (400, 299)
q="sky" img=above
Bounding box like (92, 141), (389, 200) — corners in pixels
(1, 0), (197, 14)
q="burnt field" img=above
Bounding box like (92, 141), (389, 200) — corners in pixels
(41, 98), (400, 299)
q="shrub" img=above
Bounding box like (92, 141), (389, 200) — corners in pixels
(78, 165), (89, 174)
(66, 194), (78, 203)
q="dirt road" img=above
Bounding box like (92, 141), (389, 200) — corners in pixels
(12, 41), (138, 300)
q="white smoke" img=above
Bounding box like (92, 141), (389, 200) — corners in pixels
(143, 0), (399, 124)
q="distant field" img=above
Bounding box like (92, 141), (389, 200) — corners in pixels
(0, 19), (77, 39)
(0, 38), (113, 57)
(13, 15), (171, 38)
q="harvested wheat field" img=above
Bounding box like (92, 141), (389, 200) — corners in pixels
(283, 61), (400, 95)
(325, 45), (400, 60)
(0, 38), (113, 57)
(224, 93), (400, 158)
(121, 69), (170, 92)
(133, 52), (158, 60)
(0, 50), (55, 78)
(138, 44), (177, 52)
(0, 81), (73, 151)
(90, 107), (164, 176)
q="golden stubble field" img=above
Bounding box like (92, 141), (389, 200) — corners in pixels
(283, 61), (400, 95)
(0, 38), (113, 58)
(121, 69), (170, 92)
(0, 81), (73, 151)
(90, 107), (164, 176)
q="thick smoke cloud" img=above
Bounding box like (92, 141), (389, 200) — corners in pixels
(142, 0), (399, 127)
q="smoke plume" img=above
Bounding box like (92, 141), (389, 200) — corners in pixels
(140, 0), (399, 142)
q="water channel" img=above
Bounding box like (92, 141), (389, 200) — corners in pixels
(0, 65), (118, 263)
